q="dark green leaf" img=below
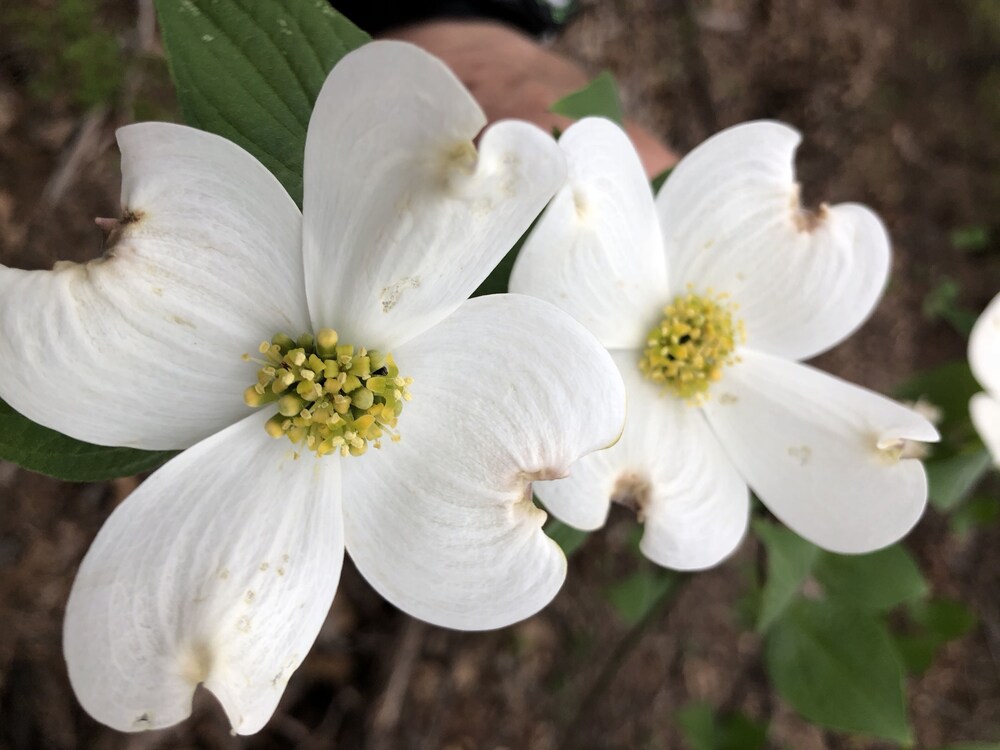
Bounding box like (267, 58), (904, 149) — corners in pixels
(950, 495), (1000, 534)
(677, 703), (716, 750)
(155, 0), (369, 206)
(550, 70), (625, 124)
(814, 544), (928, 612)
(606, 568), (679, 625)
(754, 520), (820, 632)
(651, 166), (673, 194)
(922, 277), (977, 336)
(949, 225), (992, 253)
(927, 448), (993, 511)
(0, 399), (175, 482)
(676, 703), (768, 750)
(896, 361), (981, 440)
(893, 599), (977, 674)
(765, 599), (911, 744)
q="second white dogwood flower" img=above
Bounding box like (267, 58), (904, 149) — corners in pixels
(510, 118), (938, 570)
(970, 291), (1000, 465)
(0, 44), (626, 734)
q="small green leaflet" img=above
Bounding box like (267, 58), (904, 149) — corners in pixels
(0, 398), (176, 482)
(550, 70), (625, 124)
(754, 519), (820, 632)
(765, 599), (911, 744)
(676, 703), (768, 750)
(813, 544), (928, 613)
(155, 0), (369, 206)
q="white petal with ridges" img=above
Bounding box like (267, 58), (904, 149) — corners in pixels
(0, 123), (307, 450)
(970, 291), (1000, 398)
(703, 349), (938, 553)
(970, 392), (1000, 466)
(64, 411), (342, 735)
(509, 118), (669, 349)
(655, 121), (889, 361)
(302, 41), (565, 350)
(534, 350), (749, 570)
(341, 295), (625, 630)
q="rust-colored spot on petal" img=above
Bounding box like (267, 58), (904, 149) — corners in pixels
(611, 471), (652, 521)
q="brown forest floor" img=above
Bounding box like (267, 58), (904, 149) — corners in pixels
(1, 0), (1000, 748)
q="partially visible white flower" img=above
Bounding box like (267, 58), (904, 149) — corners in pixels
(510, 117), (939, 570)
(0, 43), (626, 734)
(970, 291), (1000, 465)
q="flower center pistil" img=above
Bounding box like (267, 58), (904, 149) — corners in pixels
(243, 329), (411, 457)
(639, 289), (745, 402)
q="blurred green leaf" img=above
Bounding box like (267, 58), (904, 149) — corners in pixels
(893, 599), (977, 675)
(544, 518), (589, 557)
(754, 520), (819, 632)
(814, 544), (928, 612)
(676, 703), (768, 750)
(950, 495), (1000, 534)
(765, 599), (911, 744)
(896, 361), (980, 440)
(927, 448), (993, 511)
(156, 0), (369, 206)
(606, 568), (679, 625)
(0, 399), (175, 482)
(922, 277), (977, 336)
(950, 225), (992, 253)
(651, 166), (674, 194)
(550, 70), (625, 124)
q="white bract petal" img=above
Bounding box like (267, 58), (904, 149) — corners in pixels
(510, 118), (669, 349)
(302, 41), (565, 350)
(0, 123), (308, 450)
(703, 349), (939, 553)
(341, 295), (626, 630)
(534, 351), (749, 570)
(970, 292), (1000, 464)
(970, 392), (1000, 467)
(64, 412), (343, 735)
(655, 121), (890, 361)
(0, 39), (623, 737)
(970, 291), (1000, 399)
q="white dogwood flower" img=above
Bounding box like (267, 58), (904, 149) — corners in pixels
(970, 291), (1000, 465)
(0, 43), (625, 734)
(510, 117), (938, 570)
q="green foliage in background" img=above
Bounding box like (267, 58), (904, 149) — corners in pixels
(3, 0), (124, 109)
(0, 399), (175, 482)
(156, 0), (369, 206)
(549, 70), (625, 125)
(677, 703), (767, 750)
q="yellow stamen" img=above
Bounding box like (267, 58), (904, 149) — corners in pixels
(245, 328), (411, 457)
(639, 289), (745, 403)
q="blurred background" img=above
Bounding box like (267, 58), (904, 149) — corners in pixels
(1, 0), (999, 748)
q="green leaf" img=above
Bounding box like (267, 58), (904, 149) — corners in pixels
(0, 399), (175, 482)
(651, 166), (673, 194)
(765, 599), (911, 744)
(544, 518), (589, 557)
(814, 544), (928, 612)
(677, 703), (768, 750)
(606, 568), (679, 625)
(677, 703), (716, 750)
(155, 0), (369, 206)
(550, 70), (625, 124)
(950, 495), (1000, 534)
(950, 224), (992, 253)
(896, 361), (981, 439)
(893, 599), (977, 674)
(754, 520), (820, 632)
(926, 448), (993, 511)
(922, 277), (977, 336)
